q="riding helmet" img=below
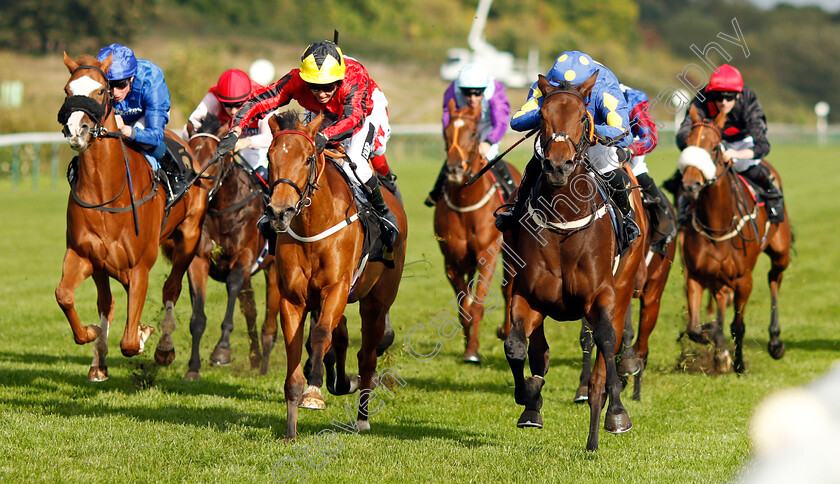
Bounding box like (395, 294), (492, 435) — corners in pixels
(215, 69), (252, 103)
(97, 43), (138, 81)
(456, 63), (490, 89)
(546, 51), (597, 86)
(299, 41), (345, 85)
(707, 64), (744, 92)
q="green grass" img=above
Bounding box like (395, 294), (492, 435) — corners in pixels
(0, 140), (838, 483)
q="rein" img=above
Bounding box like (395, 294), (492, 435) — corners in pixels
(539, 89), (595, 165)
(269, 130), (324, 214)
(206, 153), (265, 215)
(445, 114), (482, 177)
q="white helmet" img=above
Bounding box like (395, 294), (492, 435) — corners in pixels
(457, 63), (490, 89)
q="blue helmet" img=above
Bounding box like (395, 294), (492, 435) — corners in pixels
(97, 43), (138, 80)
(546, 51), (597, 87)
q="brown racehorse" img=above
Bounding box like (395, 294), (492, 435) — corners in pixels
(575, 200), (677, 402)
(56, 53), (208, 380)
(182, 114), (279, 380)
(261, 111), (407, 440)
(434, 99), (521, 364)
(502, 73), (647, 451)
(678, 105), (792, 373)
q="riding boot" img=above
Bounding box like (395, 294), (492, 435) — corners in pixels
(637, 173), (676, 254)
(424, 161), (448, 207)
(257, 212), (277, 255)
(365, 177), (400, 248)
(661, 168), (683, 201)
(605, 169), (641, 249)
(494, 155), (540, 232)
(676, 195), (692, 228)
(490, 160), (517, 201)
(252, 166), (270, 194)
(160, 151), (189, 208)
(742, 163), (785, 223)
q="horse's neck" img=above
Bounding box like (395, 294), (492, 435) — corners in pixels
(535, 169), (597, 219)
(77, 136), (128, 191)
(446, 168), (493, 203)
(294, 166), (354, 232)
(697, 171), (742, 225)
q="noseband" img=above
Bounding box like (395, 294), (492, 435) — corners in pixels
(538, 89), (595, 165)
(269, 130), (323, 213)
(58, 64), (116, 140)
(688, 121), (732, 188)
(445, 114), (482, 177)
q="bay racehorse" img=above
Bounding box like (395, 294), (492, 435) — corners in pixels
(434, 99), (521, 364)
(261, 111), (407, 439)
(678, 105), (792, 373)
(576, 199), (677, 402)
(182, 114), (279, 380)
(502, 73), (647, 451)
(56, 53), (208, 380)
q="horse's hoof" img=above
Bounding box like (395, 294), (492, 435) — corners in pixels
(768, 340), (786, 360)
(349, 375), (360, 393)
(184, 371), (201, 381)
(137, 324), (155, 353)
(356, 420), (370, 432)
(715, 350), (733, 373)
(517, 410), (543, 428)
(604, 412), (633, 434)
(249, 352), (261, 369)
(210, 346), (232, 366)
(573, 385), (589, 403)
(496, 325), (508, 340)
(298, 385), (326, 410)
(154, 348), (175, 366)
(88, 367), (109, 382)
(686, 329), (710, 345)
(463, 351), (481, 365)
(618, 356), (643, 376)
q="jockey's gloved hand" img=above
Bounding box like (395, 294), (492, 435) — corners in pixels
(216, 132), (239, 158)
(616, 146), (634, 164)
(315, 132), (327, 153)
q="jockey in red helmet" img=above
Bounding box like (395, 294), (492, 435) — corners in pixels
(674, 64), (784, 223)
(183, 69), (271, 189)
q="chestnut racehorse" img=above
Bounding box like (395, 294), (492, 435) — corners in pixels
(183, 114), (279, 380)
(56, 53), (207, 380)
(261, 111), (407, 440)
(678, 105), (791, 373)
(434, 100), (521, 364)
(502, 73), (647, 451)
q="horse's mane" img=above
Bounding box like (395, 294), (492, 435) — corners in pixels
(196, 114), (223, 135)
(272, 110), (300, 131)
(552, 80), (574, 91)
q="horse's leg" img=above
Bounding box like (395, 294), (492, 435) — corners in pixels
(463, 248), (497, 364)
(505, 294), (546, 428)
(302, 311), (319, 381)
(764, 225), (791, 360)
(260, 264), (281, 375)
(575, 320), (594, 403)
(376, 312), (395, 357)
(156, 226), (201, 365)
(55, 249), (101, 344)
(237, 278), (262, 369)
(730, 276), (754, 374)
(120, 266), (155, 357)
(89, 272), (114, 382)
(496, 249), (514, 341)
(209, 264), (248, 366)
(443, 262), (474, 363)
(279, 299), (307, 440)
(354, 297), (390, 432)
(326, 316), (357, 396)
(185, 257), (209, 380)
(712, 289), (733, 373)
(300, 288), (349, 410)
(631, 258), (669, 401)
(618, 306), (642, 377)
(684, 276), (709, 344)
(587, 294), (632, 451)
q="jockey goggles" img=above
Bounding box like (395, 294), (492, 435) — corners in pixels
(306, 81), (341, 93)
(222, 100), (245, 109)
(108, 78), (131, 90)
(709, 91), (738, 102)
(460, 87), (485, 97)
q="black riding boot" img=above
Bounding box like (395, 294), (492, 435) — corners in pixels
(366, 177), (400, 247)
(490, 160), (517, 201)
(637, 173), (676, 254)
(494, 155), (541, 232)
(742, 163), (784, 223)
(160, 151), (189, 209)
(252, 166), (270, 194)
(424, 161), (448, 207)
(605, 169), (641, 250)
(661, 168), (683, 202)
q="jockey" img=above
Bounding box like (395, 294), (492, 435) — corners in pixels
(495, 50), (638, 245)
(218, 40), (399, 247)
(424, 63), (514, 207)
(673, 64), (783, 223)
(96, 43), (186, 204)
(183, 69), (271, 192)
(620, 83), (676, 254)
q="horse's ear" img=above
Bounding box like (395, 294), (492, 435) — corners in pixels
(268, 113), (281, 135)
(537, 74), (553, 96)
(63, 52), (78, 73)
(577, 71), (598, 100)
(713, 109), (727, 130)
(689, 104), (701, 123)
(99, 53), (113, 77)
(447, 98), (457, 119)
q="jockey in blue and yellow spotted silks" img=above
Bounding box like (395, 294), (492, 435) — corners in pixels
(496, 51), (641, 245)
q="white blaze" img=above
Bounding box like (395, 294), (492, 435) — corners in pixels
(68, 75), (103, 96)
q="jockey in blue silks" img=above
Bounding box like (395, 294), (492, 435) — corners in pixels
(496, 50), (639, 244)
(96, 43), (187, 203)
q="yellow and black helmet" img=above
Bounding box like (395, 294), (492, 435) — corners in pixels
(299, 40), (346, 84)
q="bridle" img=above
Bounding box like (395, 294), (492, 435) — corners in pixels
(688, 120), (732, 189)
(445, 114), (482, 178)
(538, 88), (595, 165)
(268, 130), (324, 214)
(58, 64), (118, 141)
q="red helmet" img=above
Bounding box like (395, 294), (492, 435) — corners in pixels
(215, 69), (252, 103)
(707, 64), (744, 92)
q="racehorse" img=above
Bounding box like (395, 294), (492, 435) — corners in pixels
(502, 73), (647, 451)
(575, 201), (677, 402)
(261, 111), (407, 440)
(434, 100), (521, 364)
(678, 105), (792, 373)
(182, 114), (278, 380)
(56, 53), (208, 380)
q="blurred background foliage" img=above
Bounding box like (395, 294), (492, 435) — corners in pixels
(0, 0), (838, 133)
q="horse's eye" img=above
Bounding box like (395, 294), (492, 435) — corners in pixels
(98, 89), (105, 96)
